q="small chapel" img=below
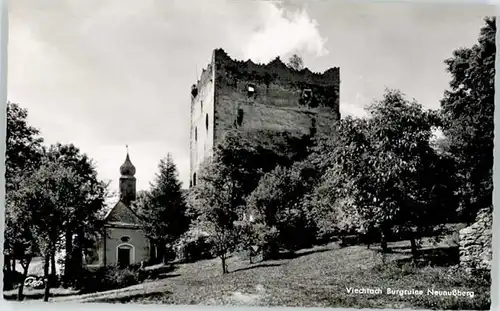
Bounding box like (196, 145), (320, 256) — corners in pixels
(89, 150), (152, 268)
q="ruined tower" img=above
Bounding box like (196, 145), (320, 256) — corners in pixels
(119, 148), (137, 204)
(189, 49), (341, 187)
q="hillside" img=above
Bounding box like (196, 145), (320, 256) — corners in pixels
(9, 235), (488, 310)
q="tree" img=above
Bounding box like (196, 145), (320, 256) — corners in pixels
(189, 131), (259, 274)
(246, 164), (316, 259)
(4, 181), (39, 300)
(310, 116), (373, 244)
(16, 158), (81, 302)
(45, 143), (108, 288)
(140, 154), (189, 264)
(439, 17), (496, 223)
(287, 54), (304, 71)
(134, 190), (150, 214)
(190, 159), (238, 274)
(311, 90), (444, 259)
(4, 102), (44, 296)
(364, 90), (445, 258)
(5, 102), (44, 192)
(134, 190), (151, 226)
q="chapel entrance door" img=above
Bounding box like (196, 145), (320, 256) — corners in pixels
(117, 247), (131, 268)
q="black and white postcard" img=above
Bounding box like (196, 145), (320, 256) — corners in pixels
(3, 1), (496, 310)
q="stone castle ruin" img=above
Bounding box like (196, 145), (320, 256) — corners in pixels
(189, 48), (341, 187)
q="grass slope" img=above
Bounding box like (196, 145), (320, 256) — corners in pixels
(47, 238), (490, 310)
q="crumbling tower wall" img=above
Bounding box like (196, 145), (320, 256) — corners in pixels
(189, 49), (341, 187)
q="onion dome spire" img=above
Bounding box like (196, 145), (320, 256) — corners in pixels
(120, 145), (136, 177)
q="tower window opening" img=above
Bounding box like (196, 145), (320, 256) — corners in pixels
(205, 114), (209, 131)
(237, 108), (244, 126)
(300, 88), (315, 107)
(200, 100), (203, 110)
(194, 127), (197, 141)
(191, 85), (198, 98)
(192, 173), (197, 187)
(247, 84), (255, 97)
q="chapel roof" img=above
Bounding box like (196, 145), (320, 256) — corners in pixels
(103, 200), (142, 228)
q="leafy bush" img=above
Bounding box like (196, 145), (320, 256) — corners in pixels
(246, 165), (318, 258)
(277, 205), (317, 251)
(109, 267), (140, 287)
(174, 230), (214, 263)
(79, 266), (141, 294)
(164, 245), (177, 263)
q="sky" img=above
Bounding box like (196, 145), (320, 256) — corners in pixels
(7, 0), (495, 191)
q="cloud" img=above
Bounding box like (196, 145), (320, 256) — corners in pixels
(339, 92), (372, 118)
(10, 0), (492, 191)
(340, 102), (367, 118)
(241, 2), (328, 63)
(8, 0), (332, 190)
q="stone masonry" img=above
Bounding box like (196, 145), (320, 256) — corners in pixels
(458, 207), (493, 273)
(189, 48), (341, 187)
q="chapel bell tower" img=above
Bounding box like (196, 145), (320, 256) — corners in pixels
(119, 146), (137, 205)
